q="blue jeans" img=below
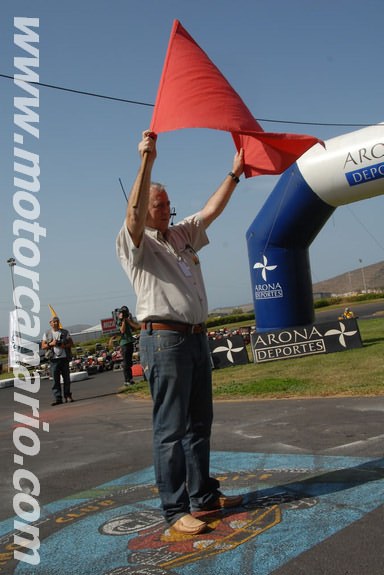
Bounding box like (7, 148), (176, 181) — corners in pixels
(121, 342), (134, 382)
(50, 358), (71, 400)
(139, 326), (220, 524)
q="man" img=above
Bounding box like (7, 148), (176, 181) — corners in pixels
(42, 316), (74, 405)
(117, 305), (140, 385)
(116, 130), (244, 534)
(343, 307), (355, 319)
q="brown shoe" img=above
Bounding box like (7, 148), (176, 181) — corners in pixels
(172, 514), (207, 535)
(218, 493), (243, 508)
(198, 493), (243, 511)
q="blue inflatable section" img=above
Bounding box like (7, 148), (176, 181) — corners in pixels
(246, 164), (335, 332)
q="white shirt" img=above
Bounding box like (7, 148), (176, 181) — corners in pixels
(42, 328), (68, 359)
(116, 213), (209, 324)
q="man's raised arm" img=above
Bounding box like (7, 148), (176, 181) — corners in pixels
(126, 130), (157, 247)
(199, 149), (244, 228)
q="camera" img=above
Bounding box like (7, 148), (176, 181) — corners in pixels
(119, 306), (130, 319)
(56, 333), (66, 346)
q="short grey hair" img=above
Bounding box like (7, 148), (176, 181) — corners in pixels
(150, 181), (167, 193)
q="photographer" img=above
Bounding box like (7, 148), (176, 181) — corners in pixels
(117, 306), (140, 386)
(42, 316), (74, 405)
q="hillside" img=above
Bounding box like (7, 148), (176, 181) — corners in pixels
(312, 260), (384, 296)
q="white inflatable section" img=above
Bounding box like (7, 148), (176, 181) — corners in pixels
(70, 371), (88, 382)
(297, 122), (384, 207)
(60, 371), (89, 382)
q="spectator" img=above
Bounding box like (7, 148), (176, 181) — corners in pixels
(117, 305), (140, 385)
(42, 317), (74, 405)
(341, 307), (355, 320)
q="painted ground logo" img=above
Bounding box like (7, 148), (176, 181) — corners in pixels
(0, 452), (383, 575)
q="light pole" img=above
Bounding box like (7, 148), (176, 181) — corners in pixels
(347, 271), (353, 293)
(358, 258), (367, 293)
(6, 257), (17, 302)
(6, 258), (18, 370)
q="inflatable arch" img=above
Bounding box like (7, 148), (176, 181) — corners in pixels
(246, 123), (384, 332)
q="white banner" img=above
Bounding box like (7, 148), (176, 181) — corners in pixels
(8, 309), (19, 368)
(8, 309), (40, 367)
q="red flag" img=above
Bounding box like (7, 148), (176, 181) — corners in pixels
(150, 20), (323, 177)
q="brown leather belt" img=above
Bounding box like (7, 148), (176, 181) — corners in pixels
(141, 322), (206, 334)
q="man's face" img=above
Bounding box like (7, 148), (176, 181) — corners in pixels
(50, 318), (60, 329)
(146, 188), (171, 234)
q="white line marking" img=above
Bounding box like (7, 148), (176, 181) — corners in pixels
(326, 434), (384, 452)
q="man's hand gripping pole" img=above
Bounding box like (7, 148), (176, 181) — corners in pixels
(131, 132), (157, 208)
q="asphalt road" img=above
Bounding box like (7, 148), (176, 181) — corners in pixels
(314, 299), (384, 322)
(1, 366), (383, 575)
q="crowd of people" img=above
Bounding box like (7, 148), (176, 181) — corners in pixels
(40, 304), (357, 409)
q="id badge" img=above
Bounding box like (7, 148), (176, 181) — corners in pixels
(178, 260), (192, 277)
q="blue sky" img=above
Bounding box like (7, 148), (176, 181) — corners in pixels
(1, 0), (383, 334)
